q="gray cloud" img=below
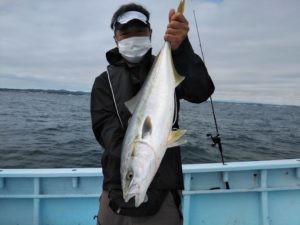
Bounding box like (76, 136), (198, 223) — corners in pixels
(0, 0), (300, 105)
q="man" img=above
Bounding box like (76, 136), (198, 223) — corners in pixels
(91, 3), (214, 225)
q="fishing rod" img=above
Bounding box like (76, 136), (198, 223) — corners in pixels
(191, 8), (226, 167)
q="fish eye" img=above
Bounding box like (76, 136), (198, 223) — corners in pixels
(126, 171), (133, 180)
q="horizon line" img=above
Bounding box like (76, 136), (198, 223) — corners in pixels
(1, 87), (299, 107)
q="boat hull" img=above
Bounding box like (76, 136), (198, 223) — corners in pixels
(1, 159), (300, 225)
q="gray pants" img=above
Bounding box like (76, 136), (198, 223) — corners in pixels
(97, 191), (183, 225)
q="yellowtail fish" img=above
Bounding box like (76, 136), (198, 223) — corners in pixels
(121, 0), (187, 207)
(121, 43), (187, 207)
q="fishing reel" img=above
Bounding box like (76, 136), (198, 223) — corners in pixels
(207, 133), (221, 147)
(207, 133), (225, 165)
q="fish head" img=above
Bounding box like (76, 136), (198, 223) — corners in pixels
(121, 139), (156, 207)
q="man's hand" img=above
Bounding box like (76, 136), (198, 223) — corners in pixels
(164, 9), (189, 50)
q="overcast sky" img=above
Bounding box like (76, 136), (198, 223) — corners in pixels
(1, 0), (300, 106)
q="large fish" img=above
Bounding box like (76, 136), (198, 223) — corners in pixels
(120, 40), (187, 207)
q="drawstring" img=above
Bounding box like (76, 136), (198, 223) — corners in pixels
(106, 68), (125, 130)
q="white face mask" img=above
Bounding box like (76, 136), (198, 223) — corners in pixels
(118, 36), (151, 63)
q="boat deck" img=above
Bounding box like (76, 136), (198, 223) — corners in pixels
(1, 159), (300, 225)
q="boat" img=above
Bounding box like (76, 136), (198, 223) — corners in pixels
(1, 159), (300, 225)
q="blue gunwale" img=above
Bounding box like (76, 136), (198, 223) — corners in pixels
(1, 158), (299, 177)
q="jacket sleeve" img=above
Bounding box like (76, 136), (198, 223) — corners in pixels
(172, 37), (215, 103)
(90, 73), (124, 159)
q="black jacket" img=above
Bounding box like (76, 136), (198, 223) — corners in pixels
(91, 37), (214, 190)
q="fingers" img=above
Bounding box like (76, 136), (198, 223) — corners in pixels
(170, 11), (188, 24)
(165, 9), (189, 50)
(165, 25), (188, 41)
(167, 20), (189, 34)
(169, 9), (176, 22)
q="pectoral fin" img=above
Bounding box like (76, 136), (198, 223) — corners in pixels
(142, 116), (152, 139)
(167, 129), (187, 148)
(124, 92), (140, 114)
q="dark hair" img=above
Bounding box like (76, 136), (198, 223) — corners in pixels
(110, 3), (150, 30)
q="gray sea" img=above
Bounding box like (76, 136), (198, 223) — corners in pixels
(0, 89), (299, 168)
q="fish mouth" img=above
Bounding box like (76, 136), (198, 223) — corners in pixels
(123, 191), (146, 207)
(123, 192), (135, 203)
(123, 181), (146, 207)
(134, 192), (146, 207)
(123, 180), (137, 203)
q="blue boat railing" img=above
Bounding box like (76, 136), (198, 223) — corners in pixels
(1, 159), (300, 225)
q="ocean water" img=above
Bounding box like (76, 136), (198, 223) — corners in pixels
(0, 89), (299, 168)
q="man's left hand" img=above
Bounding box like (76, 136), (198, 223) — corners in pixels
(164, 9), (189, 50)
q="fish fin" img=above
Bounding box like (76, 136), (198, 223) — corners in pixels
(144, 194), (148, 203)
(177, 0), (185, 14)
(142, 116), (152, 139)
(173, 68), (185, 87)
(167, 139), (187, 148)
(167, 129), (187, 147)
(124, 94), (139, 114)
